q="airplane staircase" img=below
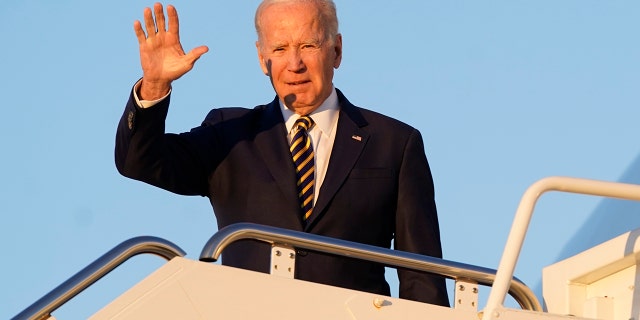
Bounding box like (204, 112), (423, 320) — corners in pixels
(12, 176), (640, 320)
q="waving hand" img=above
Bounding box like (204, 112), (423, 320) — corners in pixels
(134, 3), (209, 100)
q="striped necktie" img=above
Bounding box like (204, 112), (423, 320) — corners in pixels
(290, 116), (315, 221)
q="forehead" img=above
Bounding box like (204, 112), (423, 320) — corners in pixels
(259, 2), (326, 42)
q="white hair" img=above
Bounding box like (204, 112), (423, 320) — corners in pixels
(254, 0), (339, 45)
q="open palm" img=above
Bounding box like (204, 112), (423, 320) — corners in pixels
(134, 3), (208, 100)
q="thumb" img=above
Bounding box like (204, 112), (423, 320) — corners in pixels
(186, 45), (209, 64)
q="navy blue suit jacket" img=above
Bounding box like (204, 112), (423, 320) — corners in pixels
(115, 87), (449, 306)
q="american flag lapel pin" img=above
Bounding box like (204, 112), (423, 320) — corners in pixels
(351, 135), (362, 142)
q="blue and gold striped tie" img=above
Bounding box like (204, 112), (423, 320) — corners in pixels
(290, 116), (315, 221)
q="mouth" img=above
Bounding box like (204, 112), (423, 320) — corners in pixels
(287, 80), (311, 86)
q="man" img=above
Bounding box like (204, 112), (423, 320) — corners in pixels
(116, 0), (449, 306)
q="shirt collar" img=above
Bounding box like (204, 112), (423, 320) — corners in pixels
(281, 87), (339, 137)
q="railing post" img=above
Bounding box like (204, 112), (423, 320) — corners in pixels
(482, 176), (640, 320)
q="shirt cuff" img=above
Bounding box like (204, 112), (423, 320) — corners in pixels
(133, 79), (172, 108)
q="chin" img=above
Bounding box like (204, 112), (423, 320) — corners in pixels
(281, 92), (315, 107)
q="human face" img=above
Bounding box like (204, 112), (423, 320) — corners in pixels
(256, 2), (342, 115)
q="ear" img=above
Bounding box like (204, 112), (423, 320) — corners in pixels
(256, 41), (269, 75)
(333, 33), (343, 69)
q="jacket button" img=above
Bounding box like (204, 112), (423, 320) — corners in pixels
(127, 111), (135, 130)
(296, 249), (308, 257)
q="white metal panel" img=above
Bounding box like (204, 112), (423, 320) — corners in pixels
(270, 245), (296, 278)
(91, 257), (467, 320)
(454, 280), (479, 312)
(542, 229), (640, 320)
(482, 307), (594, 320)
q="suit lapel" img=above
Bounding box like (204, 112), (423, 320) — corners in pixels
(254, 98), (303, 226)
(306, 90), (369, 230)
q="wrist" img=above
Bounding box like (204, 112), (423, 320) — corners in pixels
(139, 79), (171, 100)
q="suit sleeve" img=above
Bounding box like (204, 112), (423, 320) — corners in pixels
(395, 129), (450, 306)
(114, 86), (211, 196)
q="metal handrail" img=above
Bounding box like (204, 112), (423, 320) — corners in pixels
(13, 236), (186, 320)
(482, 176), (640, 320)
(200, 223), (543, 312)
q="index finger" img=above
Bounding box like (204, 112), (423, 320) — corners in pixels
(166, 5), (180, 35)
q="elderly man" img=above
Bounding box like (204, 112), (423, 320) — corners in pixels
(116, 0), (449, 306)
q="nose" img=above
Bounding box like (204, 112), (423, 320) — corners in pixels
(286, 49), (306, 73)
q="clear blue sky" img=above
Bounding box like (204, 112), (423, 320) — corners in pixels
(2, 1), (639, 318)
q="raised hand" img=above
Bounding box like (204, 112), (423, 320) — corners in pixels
(134, 3), (209, 100)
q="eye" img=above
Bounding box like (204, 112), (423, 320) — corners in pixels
(270, 45), (287, 55)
